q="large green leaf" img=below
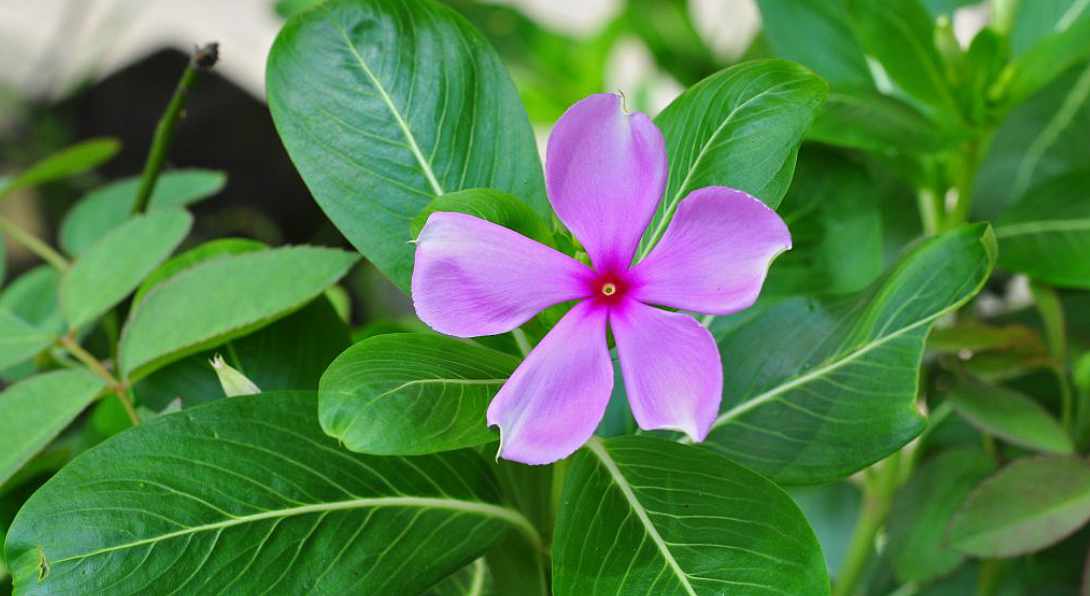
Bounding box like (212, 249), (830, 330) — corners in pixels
(0, 309), (55, 370)
(702, 224), (996, 484)
(886, 448), (996, 583)
(59, 170), (225, 256)
(267, 0), (546, 291)
(0, 370), (105, 487)
(994, 170), (1090, 288)
(1000, 15), (1090, 107)
(119, 246), (358, 380)
(950, 456), (1090, 557)
(552, 436), (829, 595)
(638, 60), (827, 256)
(808, 90), (964, 153)
(410, 188), (552, 245)
(0, 139), (120, 200)
(59, 209), (192, 329)
(132, 238), (267, 308)
(1010, 0), (1090, 56)
(947, 378), (1074, 454)
(4, 392), (537, 594)
(320, 333), (517, 455)
(755, 0), (873, 89)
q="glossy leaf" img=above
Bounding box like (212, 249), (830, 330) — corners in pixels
(320, 333), (517, 455)
(267, 0), (547, 291)
(132, 238), (266, 308)
(703, 224), (996, 484)
(59, 170), (225, 256)
(0, 370), (105, 486)
(0, 138), (120, 200)
(552, 436), (829, 595)
(949, 379), (1073, 454)
(4, 392), (537, 594)
(410, 188), (552, 245)
(755, 0), (874, 89)
(425, 559), (491, 596)
(886, 448), (996, 583)
(950, 456), (1090, 557)
(0, 309), (55, 370)
(59, 209), (192, 329)
(639, 59), (827, 255)
(119, 246), (357, 380)
(809, 91), (963, 153)
(994, 170), (1090, 288)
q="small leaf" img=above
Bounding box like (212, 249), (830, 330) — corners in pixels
(951, 456), (1090, 557)
(948, 379), (1073, 454)
(0, 369), (106, 486)
(4, 392), (536, 593)
(0, 138), (120, 200)
(320, 333), (518, 455)
(0, 309), (55, 370)
(410, 188), (553, 244)
(119, 246), (358, 380)
(60, 209), (193, 329)
(552, 436), (829, 595)
(59, 170), (226, 256)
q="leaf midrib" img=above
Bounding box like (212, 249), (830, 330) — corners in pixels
(956, 487), (1090, 550)
(586, 438), (698, 596)
(49, 495), (538, 565)
(995, 218), (1090, 238)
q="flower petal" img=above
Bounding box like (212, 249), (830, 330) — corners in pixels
(632, 186), (791, 315)
(412, 212), (592, 337)
(611, 300), (722, 441)
(486, 301), (613, 465)
(546, 93), (667, 271)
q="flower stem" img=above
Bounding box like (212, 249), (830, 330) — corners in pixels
(915, 188), (943, 236)
(59, 334), (139, 426)
(131, 42), (218, 215)
(833, 452), (901, 596)
(0, 215), (70, 271)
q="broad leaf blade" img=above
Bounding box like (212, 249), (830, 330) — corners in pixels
(4, 392), (533, 594)
(950, 456), (1090, 557)
(410, 188), (552, 244)
(119, 246), (358, 380)
(0, 370), (105, 486)
(59, 170), (226, 256)
(132, 237), (267, 308)
(809, 91), (964, 153)
(267, 0), (547, 291)
(755, 0), (874, 89)
(320, 333), (517, 455)
(0, 309), (55, 370)
(552, 436), (829, 595)
(639, 59), (827, 255)
(0, 138), (120, 200)
(60, 209), (192, 329)
(948, 379), (1074, 454)
(703, 224), (996, 484)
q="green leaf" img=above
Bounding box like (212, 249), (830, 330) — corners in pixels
(425, 559), (491, 596)
(132, 238), (266, 308)
(999, 16), (1090, 107)
(755, 0), (874, 89)
(765, 148), (883, 296)
(846, 0), (961, 118)
(788, 482), (861, 577)
(703, 224), (997, 484)
(0, 267), (63, 337)
(267, 0), (547, 292)
(59, 209), (192, 329)
(320, 333), (517, 455)
(808, 90), (964, 153)
(119, 246), (358, 380)
(950, 456), (1090, 557)
(639, 59), (827, 255)
(922, 0), (984, 16)
(552, 436), (829, 595)
(886, 448), (996, 583)
(994, 170), (1090, 288)
(0, 138), (120, 200)
(0, 309), (55, 370)
(135, 297), (351, 411)
(947, 379), (1073, 454)
(4, 392), (538, 594)
(1010, 0), (1090, 56)
(59, 170), (225, 256)
(0, 370), (105, 486)
(410, 188), (552, 244)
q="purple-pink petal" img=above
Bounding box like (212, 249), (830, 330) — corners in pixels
(632, 186), (791, 315)
(546, 93), (667, 271)
(611, 300), (722, 441)
(486, 301), (613, 465)
(412, 212), (593, 337)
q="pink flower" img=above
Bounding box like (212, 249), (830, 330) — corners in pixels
(412, 94), (791, 465)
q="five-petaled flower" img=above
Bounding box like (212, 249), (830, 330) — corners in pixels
(411, 94), (791, 465)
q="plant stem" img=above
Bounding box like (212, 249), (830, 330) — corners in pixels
(977, 558), (1004, 596)
(833, 452), (901, 596)
(131, 42), (218, 214)
(915, 188), (943, 236)
(948, 139), (983, 229)
(0, 215), (70, 271)
(59, 335), (139, 426)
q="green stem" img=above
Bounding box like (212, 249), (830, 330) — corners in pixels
(916, 188), (943, 236)
(59, 335), (139, 426)
(131, 43), (218, 214)
(0, 215), (70, 271)
(948, 140), (982, 229)
(833, 453), (901, 596)
(977, 558), (1004, 596)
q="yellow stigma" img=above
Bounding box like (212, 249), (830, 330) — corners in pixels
(601, 282), (617, 296)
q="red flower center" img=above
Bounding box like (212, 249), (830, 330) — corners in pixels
(589, 270), (630, 307)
